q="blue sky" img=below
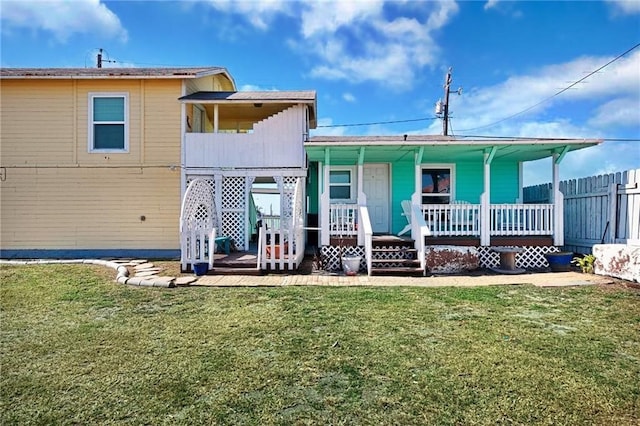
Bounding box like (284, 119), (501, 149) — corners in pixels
(1, 0), (639, 185)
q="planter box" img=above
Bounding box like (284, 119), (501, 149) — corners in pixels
(545, 252), (573, 272)
(266, 243), (288, 258)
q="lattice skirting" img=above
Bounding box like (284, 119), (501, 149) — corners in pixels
(320, 245), (561, 272)
(320, 246), (365, 272)
(477, 246), (560, 269)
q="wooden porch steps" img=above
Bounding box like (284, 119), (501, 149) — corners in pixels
(204, 252), (263, 276)
(370, 236), (424, 276)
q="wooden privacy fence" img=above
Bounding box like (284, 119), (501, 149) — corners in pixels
(524, 169), (640, 254)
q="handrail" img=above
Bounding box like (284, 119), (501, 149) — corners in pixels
(410, 202), (429, 275)
(358, 205), (373, 276)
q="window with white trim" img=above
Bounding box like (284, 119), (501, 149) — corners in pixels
(89, 93), (128, 152)
(329, 168), (355, 202)
(422, 166), (453, 204)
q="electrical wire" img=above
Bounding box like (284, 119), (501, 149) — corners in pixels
(457, 42), (640, 133)
(317, 116), (439, 128)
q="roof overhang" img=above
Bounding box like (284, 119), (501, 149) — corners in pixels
(180, 91), (317, 128)
(305, 136), (602, 163)
(0, 67), (234, 82)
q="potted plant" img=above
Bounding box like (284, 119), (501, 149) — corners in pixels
(341, 254), (361, 276)
(544, 251), (574, 272)
(573, 254), (596, 274)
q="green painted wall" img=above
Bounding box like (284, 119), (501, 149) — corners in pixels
(304, 153), (521, 235)
(307, 161), (319, 214)
(390, 159), (414, 234)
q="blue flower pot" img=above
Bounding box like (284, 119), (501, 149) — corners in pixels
(193, 263), (209, 276)
(544, 252), (573, 272)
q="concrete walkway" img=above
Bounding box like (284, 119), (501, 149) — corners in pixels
(1, 258), (615, 288)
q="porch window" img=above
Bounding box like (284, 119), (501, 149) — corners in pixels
(88, 93), (128, 152)
(422, 167), (452, 204)
(329, 168), (354, 201)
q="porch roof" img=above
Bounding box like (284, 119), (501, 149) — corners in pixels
(305, 136), (601, 163)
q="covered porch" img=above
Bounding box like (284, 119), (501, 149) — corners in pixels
(305, 136), (601, 275)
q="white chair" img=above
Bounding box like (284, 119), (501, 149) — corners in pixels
(398, 200), (412, 236)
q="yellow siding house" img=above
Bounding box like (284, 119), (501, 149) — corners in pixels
(0, 67), (235, 258)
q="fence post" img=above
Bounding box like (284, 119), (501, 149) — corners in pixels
(607, 182), (618, 244)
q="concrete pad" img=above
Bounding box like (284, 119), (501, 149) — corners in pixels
(134, 262), (155, 270)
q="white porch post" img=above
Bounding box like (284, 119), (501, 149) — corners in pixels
(411, 148), (424, 240)
(213, 104), (219, 133)
(552, 152), (565, 246)
(480, 148), (495, 246)
(245, 176), (255, 251)
(320, 150), (330, 246)
(357, 147), (366, 245)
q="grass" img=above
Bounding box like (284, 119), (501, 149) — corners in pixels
(1, 264), (639, 425)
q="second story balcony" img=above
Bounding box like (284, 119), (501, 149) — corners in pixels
(180, 91), (316, 170)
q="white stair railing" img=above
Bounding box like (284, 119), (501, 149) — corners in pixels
(358, 206), (373, 275)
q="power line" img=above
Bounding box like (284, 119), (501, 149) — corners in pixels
(317, 116), (439, 128)
(457, 42), (640, 133)
(457, 134), (640, 142)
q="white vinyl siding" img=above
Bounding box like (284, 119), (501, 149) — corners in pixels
(88, 92), (129, 152)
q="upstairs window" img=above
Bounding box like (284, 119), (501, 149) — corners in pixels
(329, 168), (355, 202)
(89, 93), (128, 152)
(422, 167), (453, 204)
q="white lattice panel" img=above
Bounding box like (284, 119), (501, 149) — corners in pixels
(185, 176), (218, 227)
(221, 176), (246, 250)
(321, 246), (365, 272)
(477, 246), (560, 269)
(222, 177), (245, 210)
(320, 244), (561, 272)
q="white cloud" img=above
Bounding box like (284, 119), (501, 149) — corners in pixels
(211, 0), (459, 90)
(301, 1), (459, 90)
(204, 0), (291, 30)
(449, 49), (640, 134)
(0, 0), (128, 43)
(605, 0), (640, 15)
(311, 118), (347, 137)
(589, 97), (640, 128)
(343, 93), (356, 103)
(484, 0), (499, 11)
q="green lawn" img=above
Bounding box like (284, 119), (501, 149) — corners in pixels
(1, 264), (639, 425)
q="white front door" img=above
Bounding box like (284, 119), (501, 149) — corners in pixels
(363, 163), (390, 233)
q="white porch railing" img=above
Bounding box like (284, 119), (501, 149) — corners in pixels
(329, 203), (358, 236)
(489, 204), (554, 236)
(420, 203), (553, 237)
(421, 204), (481, 237)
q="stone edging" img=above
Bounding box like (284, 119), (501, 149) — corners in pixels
(0, 259), (195, 288)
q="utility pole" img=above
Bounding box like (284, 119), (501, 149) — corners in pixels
(97, 48), (103, 68)
(442, 67), (452, 136)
